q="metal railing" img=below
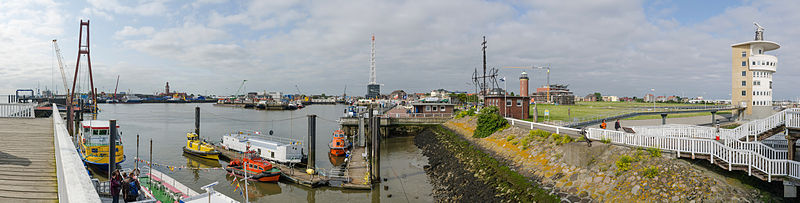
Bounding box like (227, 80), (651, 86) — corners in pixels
(385, 113), (453, 118)
(505, 117), (581, 135)
(586, 128), (800, 182)
(0, 103), (35, 118)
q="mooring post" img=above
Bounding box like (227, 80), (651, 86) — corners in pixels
(195, 106), (201, 135)
(66, 104), (73, 136)
(660, 113), (668, 125)
(367, 107), (374, 180)
(109, 119), (117, 178)
(374, 115), (381, 182)
(307, 114), (317, 172)
(358, 114), (365, 147)
(136, 134), (139, 169)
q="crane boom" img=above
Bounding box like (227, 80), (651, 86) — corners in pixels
(113, 75), (119, 100)
(233, 80), (247, 98)
(52, 39), (69, 94)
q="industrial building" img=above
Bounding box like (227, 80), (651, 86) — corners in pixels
(531, 84), (575, 105)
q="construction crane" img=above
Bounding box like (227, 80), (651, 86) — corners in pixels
(113, 75), (119, 101)
(52, 39), (69, 94)
(503, 65), (551, 102)
(233, 80), (247, 99)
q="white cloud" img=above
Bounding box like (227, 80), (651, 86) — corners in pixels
(114, 26), (155, 39)
(86, 0), (169, 16)
(208, 0), (306, 30)
(81, 7), (113, 20)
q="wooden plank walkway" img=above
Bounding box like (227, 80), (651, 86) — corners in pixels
(342, 146), (371, 189)
(0, 118), (57, 202)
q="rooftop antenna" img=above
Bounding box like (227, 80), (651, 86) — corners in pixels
(754, 22), (765, 41)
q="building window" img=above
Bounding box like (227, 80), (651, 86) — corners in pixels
(742, 90), (746, 96)
(759, 49), (762, 54)
(741, 81), (746, 86)
(425, 106), (431, 111)
(742, 71), (746, 76)
(432, 106), (437, 111)
(742, 61), (747, 66)
(506, 99), (512, 106)
(440, 106), (445, 112)
(770, 81), (772, 89)
(516, 99), (522, 106)
(742, 51), (746, 57)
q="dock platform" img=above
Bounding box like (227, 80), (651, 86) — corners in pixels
(0, 118), (58, 202)
(341, 146), (371, 190)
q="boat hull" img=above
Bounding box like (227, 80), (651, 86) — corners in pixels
(225, 166), (281, 182)
(330, 148), (346, 156)
(183, 146), (220, 160)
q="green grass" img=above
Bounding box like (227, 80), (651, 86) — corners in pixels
(624, 111), (731, 120)
(529, 101), (730, 122)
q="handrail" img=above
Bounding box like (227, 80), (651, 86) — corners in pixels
(505, 117), (581, 135)
(53, 104), (102, 202)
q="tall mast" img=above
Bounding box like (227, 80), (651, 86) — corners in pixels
(369, 34), (376, 85)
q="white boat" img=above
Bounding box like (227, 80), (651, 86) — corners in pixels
(220, 131), (305, 164)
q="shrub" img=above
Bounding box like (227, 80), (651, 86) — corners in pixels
(454, 107), (477, 119)
(473, 106), (508, 138)
(506, 135), (515, 142)
(558, 135), (574, 145)
(615, 155), (636, 174)
(647, 147), (662, 158)
(643, 166), (659, 178)
(600, 138), (611, 144)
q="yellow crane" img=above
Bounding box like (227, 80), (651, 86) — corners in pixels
(503, 66), (551, 103)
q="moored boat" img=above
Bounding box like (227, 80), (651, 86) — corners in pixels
(220, 131), (305, 164)
(77, 120), (124, 171)
(183, 132), (221, 160)
(329, 129), (350, 156)
(225, 150), (282, 182)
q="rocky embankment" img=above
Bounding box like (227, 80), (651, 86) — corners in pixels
(415, 126), (559, 202)
(444, 116), (778, 202)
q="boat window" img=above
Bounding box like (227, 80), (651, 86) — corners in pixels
(93, 129), (108, 135)
(271, 151), (275, 158)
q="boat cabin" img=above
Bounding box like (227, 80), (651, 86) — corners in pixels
(80, 120), (122, 146)
(221, 131), (305, 164)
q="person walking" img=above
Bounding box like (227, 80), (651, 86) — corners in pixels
(615, 119), (621, 131)
(124, 172), (140, 202)
(600, 119), (607, 129)
(110, 170), (122, 203)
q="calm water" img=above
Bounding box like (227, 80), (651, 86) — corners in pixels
(94, 103), (433, 202)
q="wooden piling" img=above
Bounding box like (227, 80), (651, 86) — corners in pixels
(109, 119), (117, 177)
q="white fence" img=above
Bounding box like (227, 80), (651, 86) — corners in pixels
(505, 117), (581, 135)
(0, 103), (35, 118)
(53, 104), (102, 202)
(587, 128), (800, 182)
(386, 113), (452, 118)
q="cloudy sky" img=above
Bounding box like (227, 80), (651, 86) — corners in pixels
(1, 0), (799, 100)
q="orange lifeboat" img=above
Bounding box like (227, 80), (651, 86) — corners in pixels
(225, 151), (281, 182)
(329, 130), (350, 156)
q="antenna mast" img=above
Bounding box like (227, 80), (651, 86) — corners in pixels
(369, 34), (377, 85)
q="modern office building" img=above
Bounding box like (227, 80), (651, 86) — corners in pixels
(731, 23), (779, 119)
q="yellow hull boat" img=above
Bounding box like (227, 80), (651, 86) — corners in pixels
(183, 132), (220, 160)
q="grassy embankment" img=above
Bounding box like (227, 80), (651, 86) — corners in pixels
(529, 101), (730, 122)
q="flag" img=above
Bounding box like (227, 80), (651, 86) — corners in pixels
(500, 77), (505, 82)
(231, 177), (237, 185)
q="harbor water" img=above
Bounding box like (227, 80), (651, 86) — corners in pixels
(94, 103), (433, 202)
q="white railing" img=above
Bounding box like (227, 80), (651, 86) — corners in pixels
(0, 103), (35, 118)
(633, 125), (718, 140)
(387, 113), (452, 118)
(53, 104), (102, 202)
(587, 127), (800, 182)
(788, 111), (800, 129)
(505, 117), (580, 135)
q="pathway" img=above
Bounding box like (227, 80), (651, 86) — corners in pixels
(0, 118), (57, 202)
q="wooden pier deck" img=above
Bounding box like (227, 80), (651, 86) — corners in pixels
(341, 146), (371, 189)
(0, 118), (58, 202)
(214, 145), (328, 188)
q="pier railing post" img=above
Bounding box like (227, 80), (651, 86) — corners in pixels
(109, 119), (117, 178)
(374, 115), (381, 182)
(307, 114), (316, 173)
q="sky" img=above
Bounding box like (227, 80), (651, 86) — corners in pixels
(1, 0), (799, 100)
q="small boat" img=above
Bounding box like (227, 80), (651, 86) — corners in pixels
(77, 120), (124, 171)
(220, 131), (305, 164)
(225, 151), (282, 182)
(329, 129), (350, 156)
(182, 132), (221, 160)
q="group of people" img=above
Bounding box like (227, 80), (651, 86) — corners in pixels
(110, 168), (141, 203)
(600, 119), (622, 131)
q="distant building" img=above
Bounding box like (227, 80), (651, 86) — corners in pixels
(485, 95), (530, 119)
(366, 84), (380, 98)
(574, 95), (584, 102)
(519, 72), (529, 97)
(531, 84), (574, 105)
(411, 102), (455, 114)
(644, 94), (654, 102)
(584, 94), (597, 102)
(389, 90), (407, 100)
(602, 96), (619, 102)
(620, 97), (635, 102)
(430, 89), (451, 98)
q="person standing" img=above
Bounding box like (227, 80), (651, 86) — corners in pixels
(124, 172), (140, 202)
(615, 119), (621, 131)
(110, 170), (122, 203)
(600, 119), (607, 129)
